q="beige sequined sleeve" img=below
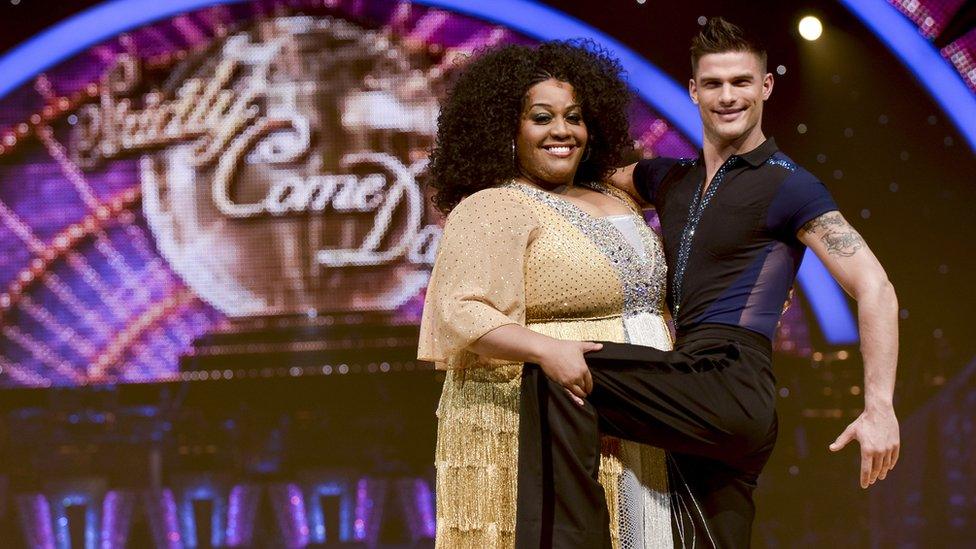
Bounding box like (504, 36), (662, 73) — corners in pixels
(418, 187), (539, 369)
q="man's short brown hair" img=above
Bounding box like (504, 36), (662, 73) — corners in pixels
(691, 17), (767, 75)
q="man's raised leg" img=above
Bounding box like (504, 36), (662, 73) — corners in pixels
(517, 331), (778, 547)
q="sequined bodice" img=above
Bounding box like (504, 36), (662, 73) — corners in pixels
(506, 181), (668, 323)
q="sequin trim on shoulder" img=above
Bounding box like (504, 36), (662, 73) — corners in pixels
(765, 155), (797, 172)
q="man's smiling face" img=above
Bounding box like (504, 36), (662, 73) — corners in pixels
(690, 51), (772, 147)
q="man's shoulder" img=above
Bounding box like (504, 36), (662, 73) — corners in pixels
(763, 151), (800, 173)
(640, 155), (697, 170)
(635, 156), (696, 185)
(759, 151), (824, 188)
(763, 149), (837, 230)
(632, 156), (697, 205)
(764, 151), (818, 181)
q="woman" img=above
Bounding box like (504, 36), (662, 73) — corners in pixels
(419, 41), (673, 548)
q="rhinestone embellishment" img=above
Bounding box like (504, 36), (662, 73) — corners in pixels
(671, 155), (741, 322)
(765, 155), (797, 172)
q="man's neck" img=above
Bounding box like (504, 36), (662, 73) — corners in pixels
(702, 129), (767, 176)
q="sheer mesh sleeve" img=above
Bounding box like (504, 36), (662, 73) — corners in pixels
(418, 187), (539, 369)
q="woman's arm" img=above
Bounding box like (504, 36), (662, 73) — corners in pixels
(420, 189), (596, 402)
(470, 324), (601, 401)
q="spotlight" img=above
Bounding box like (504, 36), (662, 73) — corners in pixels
(799, 16), (823, 41)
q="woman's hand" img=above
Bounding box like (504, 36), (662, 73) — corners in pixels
(469, 325), (602, 405)
(536, 339), (602, 402)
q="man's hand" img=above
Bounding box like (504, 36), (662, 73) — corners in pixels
(536, 340), (602, 405)
(829, 406), (900, 488)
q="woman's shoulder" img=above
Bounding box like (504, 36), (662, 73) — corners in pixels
(463, 184), (530, 203)
(449, 184), (537, 220)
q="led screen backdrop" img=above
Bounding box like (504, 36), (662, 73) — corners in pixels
(0, 0), (699, 388)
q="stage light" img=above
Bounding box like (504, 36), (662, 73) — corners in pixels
(799, 16), (823, 41)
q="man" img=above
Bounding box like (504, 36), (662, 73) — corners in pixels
(515, 17), (900, 548)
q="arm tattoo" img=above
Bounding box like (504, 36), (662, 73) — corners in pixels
(821, 230), (864, 257)
(800, 212), (845, 234)
(800, 211), (865, 257)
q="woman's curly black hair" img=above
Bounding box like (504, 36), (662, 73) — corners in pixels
(427, 40), (632, 214)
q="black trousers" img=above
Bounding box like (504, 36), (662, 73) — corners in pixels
(515, 324), (779, 549)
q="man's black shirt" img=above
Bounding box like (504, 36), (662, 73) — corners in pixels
(633, 138), (838, 341)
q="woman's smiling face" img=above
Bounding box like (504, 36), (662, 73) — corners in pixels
(515, 78), (588, 189)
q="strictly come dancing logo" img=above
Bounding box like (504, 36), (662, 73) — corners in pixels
(70, 17), (442, 317)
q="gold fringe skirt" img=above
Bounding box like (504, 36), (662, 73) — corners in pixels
(434, 317), (636, 548)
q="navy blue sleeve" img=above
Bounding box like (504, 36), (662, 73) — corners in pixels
(633, 157), (678, 205)
(767, 169), (839, 237)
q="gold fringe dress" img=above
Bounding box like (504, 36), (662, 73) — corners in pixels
(418, 181), (674, 548)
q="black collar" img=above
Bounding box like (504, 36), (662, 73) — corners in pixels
(739, 137), (779, 167)
(693, 137), (779, 168)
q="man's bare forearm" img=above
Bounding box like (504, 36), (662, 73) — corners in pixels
(800, 213), (900, 484)
(855, 279), (898, 412)
(798, 211), (898, 412)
